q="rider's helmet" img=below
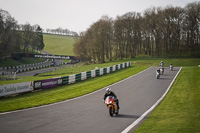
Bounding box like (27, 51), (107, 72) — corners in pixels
(106, 88), (111, 94)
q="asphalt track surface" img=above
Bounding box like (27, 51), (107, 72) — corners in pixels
(0, 67), (181, 133)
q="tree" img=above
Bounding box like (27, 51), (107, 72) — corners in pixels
(184, 1), (200, 57)
(35, 25), (45, 52)
(0, 9), (18, 59)
(74, 2), (200, 62)
(21, 23), (34, 53)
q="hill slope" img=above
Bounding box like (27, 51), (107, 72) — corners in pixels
(43, 34), (76, 56)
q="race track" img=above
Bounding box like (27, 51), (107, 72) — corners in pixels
(0, 67), (181, 133)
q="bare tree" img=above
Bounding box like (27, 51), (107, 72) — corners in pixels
(73, 2), (200, 62)
(184, 1), (200, 57)
(0, 9), (18, 59)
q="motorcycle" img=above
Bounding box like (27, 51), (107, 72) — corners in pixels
(156, 70), (160, 79)
(170, 64), (173, 71)
(160, 67), (164, 75)
(104, 96), (119, 117)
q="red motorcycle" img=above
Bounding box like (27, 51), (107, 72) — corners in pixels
(104, 96), (119, 117)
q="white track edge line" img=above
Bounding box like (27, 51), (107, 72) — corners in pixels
(121, 67), (182, 133)
(0, 66), (152, 115)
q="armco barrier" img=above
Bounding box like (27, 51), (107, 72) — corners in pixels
(103, 68), (107, 75)
(107, 67), (110, 73)
(91, 70), (96, 78)
(81, 72), (87, 80)
(75, 73), (81, 82)
(86, 71), (91, 79)
(100, 68), (103, 75)
(0, 62), (131, 97)
(69, 74), (75, 84)
(62, 76), (69, 85)
(95, 69), (100, 77)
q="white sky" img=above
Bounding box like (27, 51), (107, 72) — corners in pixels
(0, 0), (196, 33)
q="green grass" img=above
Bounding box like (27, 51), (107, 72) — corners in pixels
(134, 66), (200, 133)
(133, 56), (200, 66)
(0, 64), (149, 112)
(43, 34), (76, 55)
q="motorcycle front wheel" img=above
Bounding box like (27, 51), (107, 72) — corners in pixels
(109, 107), (113, 117)
(115, 108), (119, 115)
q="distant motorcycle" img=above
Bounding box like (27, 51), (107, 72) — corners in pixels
(170, 64), (173, 71)
(156, 69), (160, 79)
(160, 67), (164, 75)
(104, 96), (119, 117)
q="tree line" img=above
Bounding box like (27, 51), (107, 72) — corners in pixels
(74, 1), (200, 64)
(0, 9), (44, 60)
(46, 28), (78, 36)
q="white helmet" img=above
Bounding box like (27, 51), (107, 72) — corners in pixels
(106, 88), (111, 94)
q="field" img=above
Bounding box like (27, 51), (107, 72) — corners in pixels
(43, 34), (76, 55)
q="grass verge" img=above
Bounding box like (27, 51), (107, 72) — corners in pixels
(134, 66), (200, 133)
(0, 65), (149, 112)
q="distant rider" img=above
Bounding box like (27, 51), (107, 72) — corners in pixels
(160, 61), (164, 67)
(170, 63), (173, 70)
(103, 88), (120, 109)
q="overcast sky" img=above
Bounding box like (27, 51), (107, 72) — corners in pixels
(0, 0), (196, 33)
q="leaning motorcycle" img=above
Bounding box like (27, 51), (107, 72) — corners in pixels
(156, 70), (160, 79)
(104, 96), (119, 117)
(160, 67), (164, 75)
(170, 65), (173, 71)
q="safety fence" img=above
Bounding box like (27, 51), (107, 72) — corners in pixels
(0, 59), (49, 71)
(0, 62), (131, 97)
(0, 60), (79, 76)
(0, 59), (50, 75)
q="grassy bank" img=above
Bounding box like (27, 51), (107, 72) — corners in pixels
(43, 34), (76, 55)
(134, 66), (200, 132)
(0, 65), (149, 112)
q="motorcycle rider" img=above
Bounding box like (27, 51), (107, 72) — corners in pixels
(103, 88), (120, 109)
(160, 61), (164, 67)
(170, 63), (173, 70)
